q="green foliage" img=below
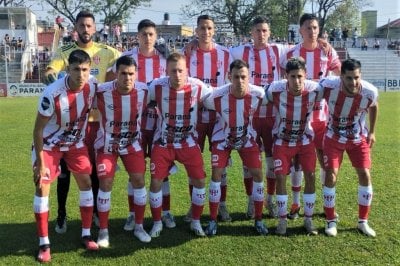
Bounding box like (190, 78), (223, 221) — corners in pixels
(0, 93), (399, 265)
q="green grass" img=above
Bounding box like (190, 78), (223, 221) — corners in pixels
(0, 93), (399, 265)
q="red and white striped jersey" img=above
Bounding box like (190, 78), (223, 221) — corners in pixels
(185, 43), (230, 123)
(203, 83), (265, 149)
(267, 79), (319, 147)
(37, 76), (96, 151)
(94, 80), (148, 154)
(318, 76), (378, 144)
(119, 47), (167, 131)
(310, 99), (329, 123)
(281, 43), (341, 80)
(119, 47), (167, 83)
(148, 76), (212, 149)
(281, 43), (341, 123)
(230, 43), (288, 118)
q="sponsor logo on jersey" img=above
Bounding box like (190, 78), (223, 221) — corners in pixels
(41, 97), (50, 110)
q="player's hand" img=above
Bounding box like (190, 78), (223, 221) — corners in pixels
(33, 164), (49, 188)
(317, 38), (332, 56)
(43, 72), (57, 85)
(367, 132), (376, 148)
(184, 39), (198, 55)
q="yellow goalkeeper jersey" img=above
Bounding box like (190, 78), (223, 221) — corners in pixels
(47, 42), (121, 83)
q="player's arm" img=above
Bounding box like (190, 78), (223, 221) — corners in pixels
(367, 103), (378, 148)
(43, 67), (58, 85)
(32, 113), (51, 187)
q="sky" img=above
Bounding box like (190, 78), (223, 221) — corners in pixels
(29, 0), (399, 29)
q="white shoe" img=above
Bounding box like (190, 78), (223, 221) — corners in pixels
(246, 197), (255, 219)
(97, 229), (109, 248)
(357, 222), (376, 237)
(190, 221), (206, 237)
(123, 214), (135, 231)
(149, 222), (163, 238)
(325, 221), (337, 237)
(275, 219), (287, 236)
(162, 213), (176, 228)
(218, 204), (232, 222)
(304, 218), (318, 235)
(183, 206), (192, 223)
(134, 226), (151, 243)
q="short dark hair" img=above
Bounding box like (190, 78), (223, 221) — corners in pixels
(299, 13), (318, 26)
(75, 10), (95, 23)
(116, 55), (137, 70)
(68, 49), (91, 65)
(138, 19), (156, 32)
(197, 14), (214, 25)
(252, 16), (269, 27)
(285, 57), (306, 73)
(341, 58), (361, 74)
(229, 59), (249, 72)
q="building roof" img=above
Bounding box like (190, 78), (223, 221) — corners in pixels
(378, 18), (400, 29)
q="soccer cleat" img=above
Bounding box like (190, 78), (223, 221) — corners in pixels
(357, 222), (376, 237)
(93, 213), (100, 228)
(255, 220), (268, 236)
(97, 230), (110, 248)
(123, 214), (135, 231)
(246, 198), (255, 219)
(37, 245), (51, 263)
(287, 204), (300, 220)
(183, 206), (192, 223)
(218, 204), (232, 222)
(325, 221), (338, 237)
(266, 201), (277, 218)
(134, 226), (152, 243)
(55, 213), (67, 234)
(149, 222), (163, 238)
(204, 220), (218, 236)
(82, 236), (99, 251)
(190, 221), (206, 237)
(304, 219), (318, 235)
(275, 219), (288, 236)
(162, 213), (176, 229)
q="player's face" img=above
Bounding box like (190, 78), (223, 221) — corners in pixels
(287, 69), (306, 96)
(196, 19), (215, 44)
(229, 67), (249, 95)
(341, 68), (362, 95)
(299, 19), (319, 44)
(67, 62), (91, 91)
(251, 23), (270, 48)
(75, 17), (96, 44)
(167, 58), (187, 90)
(116, 64), (136, 93)
(138, 27), (157, 49)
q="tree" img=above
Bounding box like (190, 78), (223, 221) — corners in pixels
(41, 0), (150, 26)
(0, 0), (26, 6)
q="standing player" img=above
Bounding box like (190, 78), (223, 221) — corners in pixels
(281, 13), (341, 219)
(44, 10), (121, 234)
(33, 50), (98, 263)
(95, 56), (151, 247)
(117, 19), (176, 232)
(230, 16), (287, 218)
(267, 57), (319, 235)
(319, 59), (378, 237)
(202, 59), (268, 236)
(147, 53), (212, 238)
(184, 14), (232, 222)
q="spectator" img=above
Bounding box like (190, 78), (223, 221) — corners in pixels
(4, 33), (10, 45)
(342, 27), (349, 47)
(113, 23), (121, 43)
(352, 27), (358, 48)
(101, 24), (109, 42)
(361, 38), (368, 51)
(373, 38), (380, 50)
(17, 37), (24, 50)
(55, 15), (64, 30)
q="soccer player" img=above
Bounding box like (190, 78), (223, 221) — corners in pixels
(267, 57), (319, 235)
(184, 14), (232, 222)
(319, 58), (378, 237)
(94, 55), (151, 247)
(202, 59), (268, 236)
(117, 19), (176, 232)
(32, 50), (98, 263)
(44, 10), (121, 234)
(281, 13), (341, 219)
(147, 52), (212, 238)
(230, 16), (287, 218)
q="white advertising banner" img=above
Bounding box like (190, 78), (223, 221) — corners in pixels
(7, 83), (46, 97)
